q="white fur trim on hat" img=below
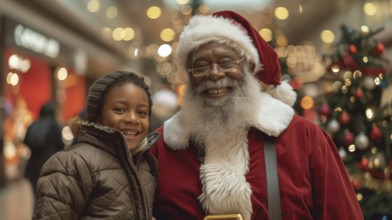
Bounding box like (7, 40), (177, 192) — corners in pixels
(177, 15), (260, 74)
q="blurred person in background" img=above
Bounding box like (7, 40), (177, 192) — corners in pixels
(33, 71), (159, 219)
(4, 97), (34, 180)
(149, 10), (363, 220)
(23, 101), (63, 196)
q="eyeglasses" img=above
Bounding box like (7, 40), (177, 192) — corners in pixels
(186, 57), (245, 77)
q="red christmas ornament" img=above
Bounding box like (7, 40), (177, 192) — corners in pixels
(349, 44), (357, 54)
(375, 43), (385, 55)
(339, 111), (350, 125)
(290, 77), (302, 90)
(352, 179), (360, 190)
(318, 103), (331, 116)
(355, 88), (363, 99)
(369, 125), (382, 141)
(344, 131), (355, 145)
(342, 54), (356, 69)
(361, 158), (369, 167)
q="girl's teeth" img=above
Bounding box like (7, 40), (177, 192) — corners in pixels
(123, 130), (137, 135)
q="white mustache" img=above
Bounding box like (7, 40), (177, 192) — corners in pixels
(195, 77), (239, 95)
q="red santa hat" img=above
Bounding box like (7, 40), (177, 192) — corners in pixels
(176, 10), (297, 106)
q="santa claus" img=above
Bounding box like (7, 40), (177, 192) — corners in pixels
(149, 10), (363, 220)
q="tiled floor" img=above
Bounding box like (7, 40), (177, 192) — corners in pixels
(0, 178), (34, 220)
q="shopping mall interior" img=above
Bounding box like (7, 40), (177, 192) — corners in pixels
(0, 0), (392, 219)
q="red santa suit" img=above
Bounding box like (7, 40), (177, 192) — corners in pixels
(149, 92), (363, 220)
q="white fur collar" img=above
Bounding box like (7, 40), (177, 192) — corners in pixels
(163, 92), (294, 150)
(162, 92), (294, 219)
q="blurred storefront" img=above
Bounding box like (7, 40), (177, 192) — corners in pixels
(0, 0), (137, 186)
(0, 17), (86, 183)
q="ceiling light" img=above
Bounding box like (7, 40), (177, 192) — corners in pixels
(146, 6), (161, 19)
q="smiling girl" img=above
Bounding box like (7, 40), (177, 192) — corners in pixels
(33, 71), (158, 220)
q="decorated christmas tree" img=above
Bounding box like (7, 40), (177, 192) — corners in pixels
(316, 25), (392, 219)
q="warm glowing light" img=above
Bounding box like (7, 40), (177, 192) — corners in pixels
(300, 96), (314, 110)
(181, 6), (192, 15)
(123, 28), (135, 41)
(8, 54), (19, 69)
(341, 85), (348, 94)
(343, 71), (352, 80)
(134, 48), (139, 57)
(10, 73), (19, 85)
(365, 108), (375, 120)
(20, 59), (31, 73)
(4, 143), (17, 159)
(259, 28), (272, 42)
(361, 25), (370, 34)
(177, 84), (187, 96)
(57, 67), (68, 81)
(353, 70), (362, 79)
(348, 144), (356, 152)
(363, 3), (377, 15)
(160, 28), (176, 42)
(146, 6), (161, 19)
(344, 79), (352, 87)
(321, 30), (335, 43)
(8, 54), (31, 72)
(62, 126), (74, 146)
(356, 193), (363, 201)
(274, 7), (289, 20)
(8, 72), (19, 86)
(87, 0), (100, 12)
(157, 62), (173, 76)
(198, 5), (210, 14)
(112, 27), (124, 41)
(129, 47), (139, 59)
(102, 27), (112, 38)
(6, 72), (13, 84)
(106, 6), (118, 19)
(374, 77), (381, 85)
(331, 65), (340, 73)
(276, 35), (288, 47)
(158, 44), (172, 57)
(176, 0), (190, 5)
(374, 158), (381, 167)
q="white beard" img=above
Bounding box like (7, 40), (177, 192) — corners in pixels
(180, 71), (262, 220)
(182, 70), (261, 147)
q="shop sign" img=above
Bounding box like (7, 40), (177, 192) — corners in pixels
(14, 24), (60, 58)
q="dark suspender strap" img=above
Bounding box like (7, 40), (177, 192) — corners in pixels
(264, 140), (281, 220)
